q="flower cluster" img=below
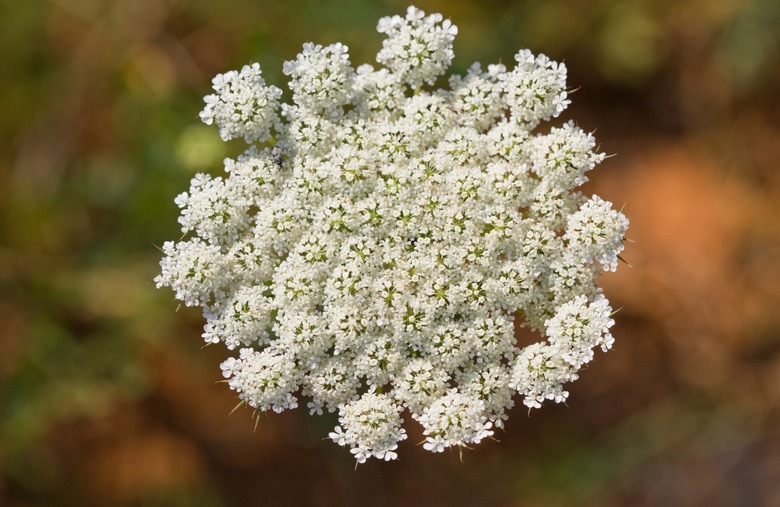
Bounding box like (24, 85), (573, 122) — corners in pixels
(156, 5), (628, 462)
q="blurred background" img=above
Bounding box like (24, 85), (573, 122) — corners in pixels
(2, 0), (779, 505)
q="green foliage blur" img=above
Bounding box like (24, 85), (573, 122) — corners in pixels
(2, 0), (779, 506)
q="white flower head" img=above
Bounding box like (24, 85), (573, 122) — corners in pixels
(503, 50), (571, 128)
(329, 393), (408, 463)
(221, 346), (300, 413)
(200, 63), (282, 143)
(416, 390), (495, 452)
(283, 42), (355, 117)
(377, 6), (458, 89)
(158, 5), (629, 462)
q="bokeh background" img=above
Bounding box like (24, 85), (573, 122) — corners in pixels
(2, 0), (780, 505)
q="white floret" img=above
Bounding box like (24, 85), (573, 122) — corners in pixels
(284, 42), (355, 118)
(377, 6), (458, 89)
(329, 393), (408, 462)
(415, 390), (495, 451)
(503, 49), (570, 128)
(200, 63), (282, 143)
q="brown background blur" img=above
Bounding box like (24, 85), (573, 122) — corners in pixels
(2, 0), (779, 506)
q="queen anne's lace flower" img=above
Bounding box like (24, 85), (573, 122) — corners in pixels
(156, 6), (629, 462)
